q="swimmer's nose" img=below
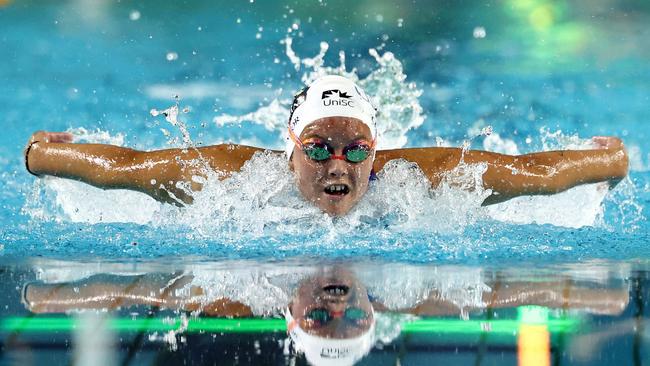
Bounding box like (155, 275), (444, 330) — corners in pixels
(327, 157), (348, 178)
(326, 301), (346, 316)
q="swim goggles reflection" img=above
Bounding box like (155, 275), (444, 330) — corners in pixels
(289, 128), (375, 163)
(305, 307), (370, 326)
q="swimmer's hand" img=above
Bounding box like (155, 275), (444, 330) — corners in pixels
(24, 131), (74, 175)
(592, 136), (624, 150)
(591, 136), (629, 189)
(27, 131), (74, 145)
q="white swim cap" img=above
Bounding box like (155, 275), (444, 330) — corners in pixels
(285, 75), (377, 159)
(285, 307), (375, 366)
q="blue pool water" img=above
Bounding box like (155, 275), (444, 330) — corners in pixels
(1, 1), (650, 365)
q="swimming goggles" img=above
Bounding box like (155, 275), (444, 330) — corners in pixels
(288, 128), (375, 163)
(305, 307), (369, 326)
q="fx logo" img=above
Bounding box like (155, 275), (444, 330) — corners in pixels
(321, 89), (352, 99)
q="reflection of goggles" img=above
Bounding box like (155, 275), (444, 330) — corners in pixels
(285, 307), (376, 366)
(306, 307), (370, 326)
(289, 128), (375, 163)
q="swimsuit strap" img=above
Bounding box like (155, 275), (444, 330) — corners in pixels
(369, 169), (378, 181)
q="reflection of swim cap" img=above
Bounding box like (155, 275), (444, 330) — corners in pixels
(285, 75), (378, 160)
(285, 307), (375, 366)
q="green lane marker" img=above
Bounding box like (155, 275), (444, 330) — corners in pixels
(2, 313), (580, 335)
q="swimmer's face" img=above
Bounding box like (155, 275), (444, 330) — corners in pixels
(290, 268), (374, 339)
(290, 117), (374, 216)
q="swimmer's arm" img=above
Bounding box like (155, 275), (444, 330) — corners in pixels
(374, 136), (629, 205)
(480, 281), (629, 315)
(22, 273), (195, 313)
(25, 131), (267, 205)
(23, 273), (254, 316)
(398, 282), (628, 316)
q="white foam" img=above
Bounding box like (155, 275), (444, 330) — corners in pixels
(486, 183), (608, 228)
(480, 130), (609, 228)
(628, 144), (650, 172)
(46, 177), (161, 225)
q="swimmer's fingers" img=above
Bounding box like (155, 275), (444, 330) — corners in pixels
(26, 131), (74, 147)
(592, 136), (628, 190)
(592, 136), (624, 150)
(46, 132), (74, 143)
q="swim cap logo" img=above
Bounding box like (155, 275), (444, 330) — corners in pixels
(321, 89), (355, 107)
(320, 347), (351, 359)
(290, 116), (300, 129)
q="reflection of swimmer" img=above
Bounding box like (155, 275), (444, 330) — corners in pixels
(24, 75), (628, 216)
(22, 266), (629, 365)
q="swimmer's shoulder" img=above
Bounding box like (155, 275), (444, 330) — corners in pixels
(374, 147), (462, 175)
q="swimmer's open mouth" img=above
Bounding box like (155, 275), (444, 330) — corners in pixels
(324, 184), (350, 196)
(323, 284), (349, 296)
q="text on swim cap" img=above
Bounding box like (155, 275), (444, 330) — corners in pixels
(321, 89), (355, 107)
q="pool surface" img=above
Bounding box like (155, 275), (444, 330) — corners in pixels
(1, 0), (649, 365)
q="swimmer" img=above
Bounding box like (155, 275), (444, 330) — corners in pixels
(24, 75), (629, 216)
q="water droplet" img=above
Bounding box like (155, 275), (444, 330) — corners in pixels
(129, 10), (141, 21)
(375, 14), (384, 22)
(397, 18), (404, 27)
(166, 52), (178, 61)
(236, 18), (241, 24)
(255, 33), (262, 39)
(473, 26), (486, 39)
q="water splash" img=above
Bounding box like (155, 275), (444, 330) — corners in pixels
(155, 152), (492, 240)
(150, 99), (195, 147)
(21, 128), (161, 225)
(538, 126), (597, 150)
(599, 177), (644, 233)
(213, 37), (424, 150)
(213, 99), (290, 134)
(480, 129), (644, 229)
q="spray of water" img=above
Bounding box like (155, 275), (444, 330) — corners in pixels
(213, 36), (424, 150)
